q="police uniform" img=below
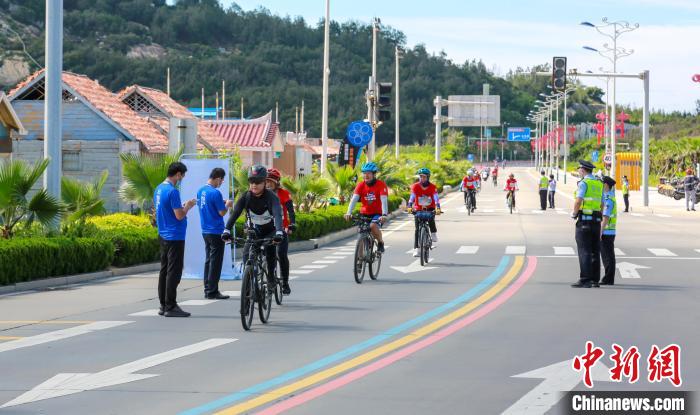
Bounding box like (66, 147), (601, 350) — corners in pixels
(600, 176), (617, 285)
(572, 160), (603, 288)
(539, 172), (548, 210)
(622, 177), (630, 212)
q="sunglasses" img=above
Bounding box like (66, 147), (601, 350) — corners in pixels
(248, 178), (265, 185)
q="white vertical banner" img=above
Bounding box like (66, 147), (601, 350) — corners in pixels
(179, 158), (238, 280)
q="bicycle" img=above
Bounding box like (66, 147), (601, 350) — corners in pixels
(412, 209), (436, 266)
(464, 189), (476, 215)
(352, 216), (382, 284)
(492, 175), (498, 187)
(506, 190), (515, 214)
(234, 230), (276, 331)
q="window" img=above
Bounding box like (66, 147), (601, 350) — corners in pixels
(62, 151), (81, 172)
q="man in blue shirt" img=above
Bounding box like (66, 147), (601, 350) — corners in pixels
(197, 167), (233, 300)
(600, 176), (618, 285)
(154, 162), (196, 317)
(571, 160), (604, 288)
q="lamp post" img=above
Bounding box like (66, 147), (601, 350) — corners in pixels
(320, 0), (330, 173)
(395, 46), (402, 159)
(581, 18), (639, 179)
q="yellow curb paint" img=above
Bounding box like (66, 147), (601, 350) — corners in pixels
(215, 256), (526, 415)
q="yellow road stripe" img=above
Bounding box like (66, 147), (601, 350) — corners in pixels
(0, 320), (93, 325)
(216, 256), (525, 415)
(0, 336), (23, 340)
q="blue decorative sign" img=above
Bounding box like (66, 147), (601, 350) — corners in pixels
(507, 127), (531, 142)
(592, 150), (599, 162)
(467, 154), (474, 162)
(345, 121), (373, 147)
(485, 128), (492, 138)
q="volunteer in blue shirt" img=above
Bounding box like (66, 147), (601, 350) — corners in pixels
(154, 162), (196, 317)
(197, 167), (234, 300)
(600, 176), (618, 285)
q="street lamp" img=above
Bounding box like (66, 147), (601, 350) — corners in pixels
(581, 17), (640, 179)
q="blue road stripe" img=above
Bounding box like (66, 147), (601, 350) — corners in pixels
(180, 256), (511, 415)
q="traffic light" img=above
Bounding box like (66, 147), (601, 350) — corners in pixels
(552, 57), (567, 91)
(376, 82), (392, 122)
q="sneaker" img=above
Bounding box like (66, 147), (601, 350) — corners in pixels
(377, 242), (385, 253)
(158, 306), (165, 316)
(412, 248), (419, 257)
(206, 292), (230, 300)
(571, 281), (592, 288)
(164, 305), (191, 317)
(282, 282), (291, 295)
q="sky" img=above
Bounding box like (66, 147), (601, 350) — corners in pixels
(221, 0), (700, 113)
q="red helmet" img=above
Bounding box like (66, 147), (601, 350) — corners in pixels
(687, 168), (694, 175)
(267, 168), (282, 182)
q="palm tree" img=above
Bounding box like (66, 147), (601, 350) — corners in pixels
(325, 162), (357, 204)
(61, 170), (109, 222)
(281, 174), (331, 212)
(119, 152), (181, 224)
(357, 145), (411, 195)
(0, 159), (63, 238)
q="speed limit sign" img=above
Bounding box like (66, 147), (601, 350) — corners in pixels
(603, 153), (612, 164)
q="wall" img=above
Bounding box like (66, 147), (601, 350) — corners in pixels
(11, 101), (122, 141)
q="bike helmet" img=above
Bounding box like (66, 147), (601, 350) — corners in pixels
(509, 173), (515, 178)
(267, 168), (282, 183)
(416, 167), (431, 176)
(467, 171), (474, 177)
(248, 165), (268, 181)
(361, 162), (379, 173)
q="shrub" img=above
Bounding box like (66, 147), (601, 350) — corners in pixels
(0, 238), (114, 286)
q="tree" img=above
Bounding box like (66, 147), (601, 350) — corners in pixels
(119, 152), (181, 224)
(61, 170), (109, 222)
(325, 162), (357, 204)
(0, 159), (63, 238)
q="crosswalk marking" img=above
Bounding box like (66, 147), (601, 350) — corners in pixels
(631, 213), (644, 217)
(221, 291), (240, 297)
(531, 210), (545, 214)
(505, 245), (526, 255)
(556, 210), (569, 215)
(290, 270), (313, 275)
(695, 249), (700, 254)
(301, 265), (327, 269)
(324, 256), (347, 260)
(553, 246), (575, 255)
(484, 209), (495, 213)
(654, 214), (671, 218)
(457, 246), (479, 254)
(648, 248), (676, 257)
(0, 321), (132, 353)
(614, 248), (626, 256)
(129, 309), (160, 316)
(179, 299), (218, 306)
(313, 260), (337, 264)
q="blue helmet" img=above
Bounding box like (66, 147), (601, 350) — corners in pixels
(361, 162), (379, 173)
(417, 167), (431, 176)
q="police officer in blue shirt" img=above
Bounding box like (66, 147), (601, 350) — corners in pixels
(600, 176), (618, 285)
(154, 162), (197, 317)
(197, 168), (233, 300)
(570, 160), (604, 288)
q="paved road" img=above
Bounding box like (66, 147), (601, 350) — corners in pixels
(1, 167), (698, 415)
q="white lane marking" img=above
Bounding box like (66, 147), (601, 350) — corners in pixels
(313, 260), (337, 264)
(631, 213), (644, 217)
(301, 265), (327, 269)
(553, 246), (575, 256)
(654, 213), (671, 218)
(290, 270), (313, 275)
(505, 245), (526, 255)
(614, 248), (626, 256)
(1, 338), (237, 408)
(129, 310), (160, 317)
(531, 210), (545, 214)
(484, 209), (495, 213)
(695, 249), (700, 255)
(179, 300), (218, 306)
(289, 276), (299, 280)
(323, 256), (347, 260)
(405, 249), (415, 254)
(0, 321), (132, 354)
(221, 291), (241, 297)
(556, 210), (569, 215)
(383, 220), (412, 237)
(648, 248), (677, 257)
(618, 262), (650, 279)
(457, 246), (479, 254)
(390, 259), (437, 274)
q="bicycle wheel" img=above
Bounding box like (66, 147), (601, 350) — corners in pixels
(273, 267), (283, 305)
(421, 225), (431, 265)
(369, 238), (381, 280)
(467, 196), (472, 216)
(258, 266), (272, 324)
(508, 194), (514, 214)
(353, 236), (367, 284)
(240, 265), (255, 331)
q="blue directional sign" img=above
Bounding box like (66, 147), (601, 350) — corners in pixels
(507, 127), (531, 142)
(467, 154), (474, 162)
(592, 150), (599, 162)
(345, 121), (373, 147)
(485, 128), (492, 138)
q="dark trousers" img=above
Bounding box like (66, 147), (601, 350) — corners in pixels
(463, 189), (476, 209)
(574, 220), (602, 284)
(159, 238), (185, 310)
(548, 191), (555, 208)
(600, 234), (616, 284)
(276, 233), (289, 282)
(203, 234), (225, 296)
(623, 194), (629, 212)
(413, 211), (437, 248)
(539, 190), (548, 210)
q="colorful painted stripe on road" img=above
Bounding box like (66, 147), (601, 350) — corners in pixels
(211, 256), (529, 415)
(180, 256), (513, 415)
(256, 256), (538, 415)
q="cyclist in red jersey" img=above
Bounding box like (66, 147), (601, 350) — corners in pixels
(344, 162), (389, 253)
(407, 168), (442, 257)
(460, 171), (478, 212)
(504, 173), (519, 208)
(266, 168), (296, 295)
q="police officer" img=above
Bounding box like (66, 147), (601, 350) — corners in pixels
(571, 160), (604, 288)
(539, 170), (548, 210)
(600, 176), (617, 285)
(622, 175), (630, 212)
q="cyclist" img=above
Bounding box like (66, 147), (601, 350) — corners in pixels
(344, 162), (389, 253)
(265, 168), (296, 295)
(504, 172), (519, 209)
(222, 165), (284, 287)
(492, 166), (498, 186)
(481, 168), (489, 182)
(407, 168), (441, 257)
(460, 170), (478, 212)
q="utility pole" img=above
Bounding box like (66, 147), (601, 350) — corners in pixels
(434, 96), (442, 162)
(201, 88), (204, 120)
(275, 101), (279, 124)
(215, 92), (219, 121)
(395, 46), (401, 159)
(321, 0), (330, 173)
(295, 106), (299, 133)
(301, 100), (305, 133)
(166, 67), (171, 97)
(222, 80), (226, 120)
(44, 0), (63, 209)
(368, 17), (379, 161)
(240, 97), (244, 120)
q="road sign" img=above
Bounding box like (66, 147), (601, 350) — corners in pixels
(467, 154), (474, 162)
(592, 151), (599, 162)
(485, 128), (491, 138)
(603, 153), (612, 164)
(447, 95), (501, 127)
(345, 121), (373, 147)
(507, 127), (531, 142)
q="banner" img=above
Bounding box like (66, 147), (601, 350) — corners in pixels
(179, 158), (238, 280)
